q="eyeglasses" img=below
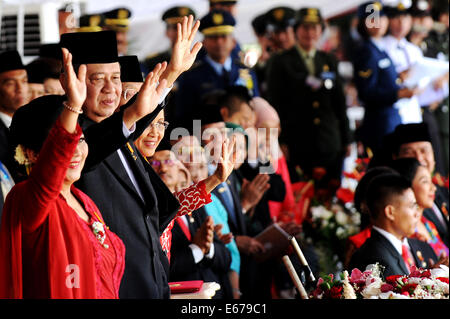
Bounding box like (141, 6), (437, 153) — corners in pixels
(150, 159), (175, 167)
(123, 88), (138, 101)
(178, 146), (204, 156)
(149, 121), (169, 131)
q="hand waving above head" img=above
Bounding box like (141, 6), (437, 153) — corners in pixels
(162, 15), (203, 87)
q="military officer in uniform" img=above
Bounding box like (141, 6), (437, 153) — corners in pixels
(352, 1), (416, 154)
(266, 8), (351, 186)
(143, 6), (196, 74)
(102, 7), (132, 55)
(174, 9), (259, 132)
(265, 6), (297, 53)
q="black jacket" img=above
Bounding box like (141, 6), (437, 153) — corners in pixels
(76, 102), (180, 299)
(349, 229), (438, 277)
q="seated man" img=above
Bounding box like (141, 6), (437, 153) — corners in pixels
(349, 174), (442, 277)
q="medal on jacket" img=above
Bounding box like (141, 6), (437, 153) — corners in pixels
(127, 142), (137, 161)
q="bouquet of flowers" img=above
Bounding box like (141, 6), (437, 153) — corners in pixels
(311, 263), (449, 299)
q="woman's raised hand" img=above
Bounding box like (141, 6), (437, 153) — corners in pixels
(214, 135), (237, 183)
(60, 48), (86, 109)
(169, 15), (203, 75)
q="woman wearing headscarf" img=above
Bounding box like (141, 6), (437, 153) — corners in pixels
(0, 49), (125, 298)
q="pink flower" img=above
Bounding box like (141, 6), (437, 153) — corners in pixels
(350, 268), (366, 284)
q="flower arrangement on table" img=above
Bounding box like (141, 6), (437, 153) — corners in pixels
(311, 263), (449, 299)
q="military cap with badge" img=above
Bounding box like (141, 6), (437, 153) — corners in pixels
(103, 7), (132, 31)
(294, 7), (326, 30)
(77, 13), (105, 32)
(199, 8), (236, 36)
(384, 0), (413, 17)
(265, 6), (296, 33)
(162, 6), (196, 26)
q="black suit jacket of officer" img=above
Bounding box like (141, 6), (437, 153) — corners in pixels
(75, 99), (180, 299)
(169, 206), (233, 299)
(349, 229), (438, 277)
(423, 186), (449, 247)
(266, 46), (351, 173)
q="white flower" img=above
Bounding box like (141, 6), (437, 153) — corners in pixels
(335, 210), (349, 225)
(430, 265), (449, 278)
(361, 277), (383, 298)
(14, 145), (30, 165)
(311, 206), (333, 220)
(336, 226), (346, 239)
(342, 271), (357, 299)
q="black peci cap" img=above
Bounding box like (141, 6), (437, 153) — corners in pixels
(39, 43), (63, 60)
(0, 50), (25, 74)
(119, 55), (144, 83)
(60, 30), (118, 64)
(391, 123), (432, 153)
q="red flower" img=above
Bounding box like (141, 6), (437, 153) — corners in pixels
(329, 285), (343, 299)
(401, 283), (418, 295)
(436, 277), (449, 284)
(380, 283), (394, 293)
(419, 270), (431, 278)
(336, 188), (354, 204)
(386, 275), (402, 284)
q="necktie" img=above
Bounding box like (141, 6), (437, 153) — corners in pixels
(221, 66), (230, 85)
(220, 183), (237, 226)
(402, 244), (414, 273)
(176, 217), (191, 241)
(304, 53), (315, 75)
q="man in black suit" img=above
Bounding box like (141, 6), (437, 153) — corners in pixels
(350, 174), (443, 277)
(0, 50), (29, 181)
(266, 7), (351, 185)
(65, 16), (202, 298)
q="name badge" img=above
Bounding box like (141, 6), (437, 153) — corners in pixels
(218, 187), (226, 193)
(378, 58), (391, 69)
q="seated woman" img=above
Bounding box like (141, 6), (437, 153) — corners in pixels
(389, 158), (449, 259)
(0, 49), (125, 298)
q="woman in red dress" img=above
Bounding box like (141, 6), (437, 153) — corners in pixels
(0, 49), (125, 298)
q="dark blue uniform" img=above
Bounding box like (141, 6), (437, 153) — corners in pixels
(353, 39), (402, 153)
(174, 55), (259, 130)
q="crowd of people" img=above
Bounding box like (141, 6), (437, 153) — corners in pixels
(0, 0), (448, 299)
